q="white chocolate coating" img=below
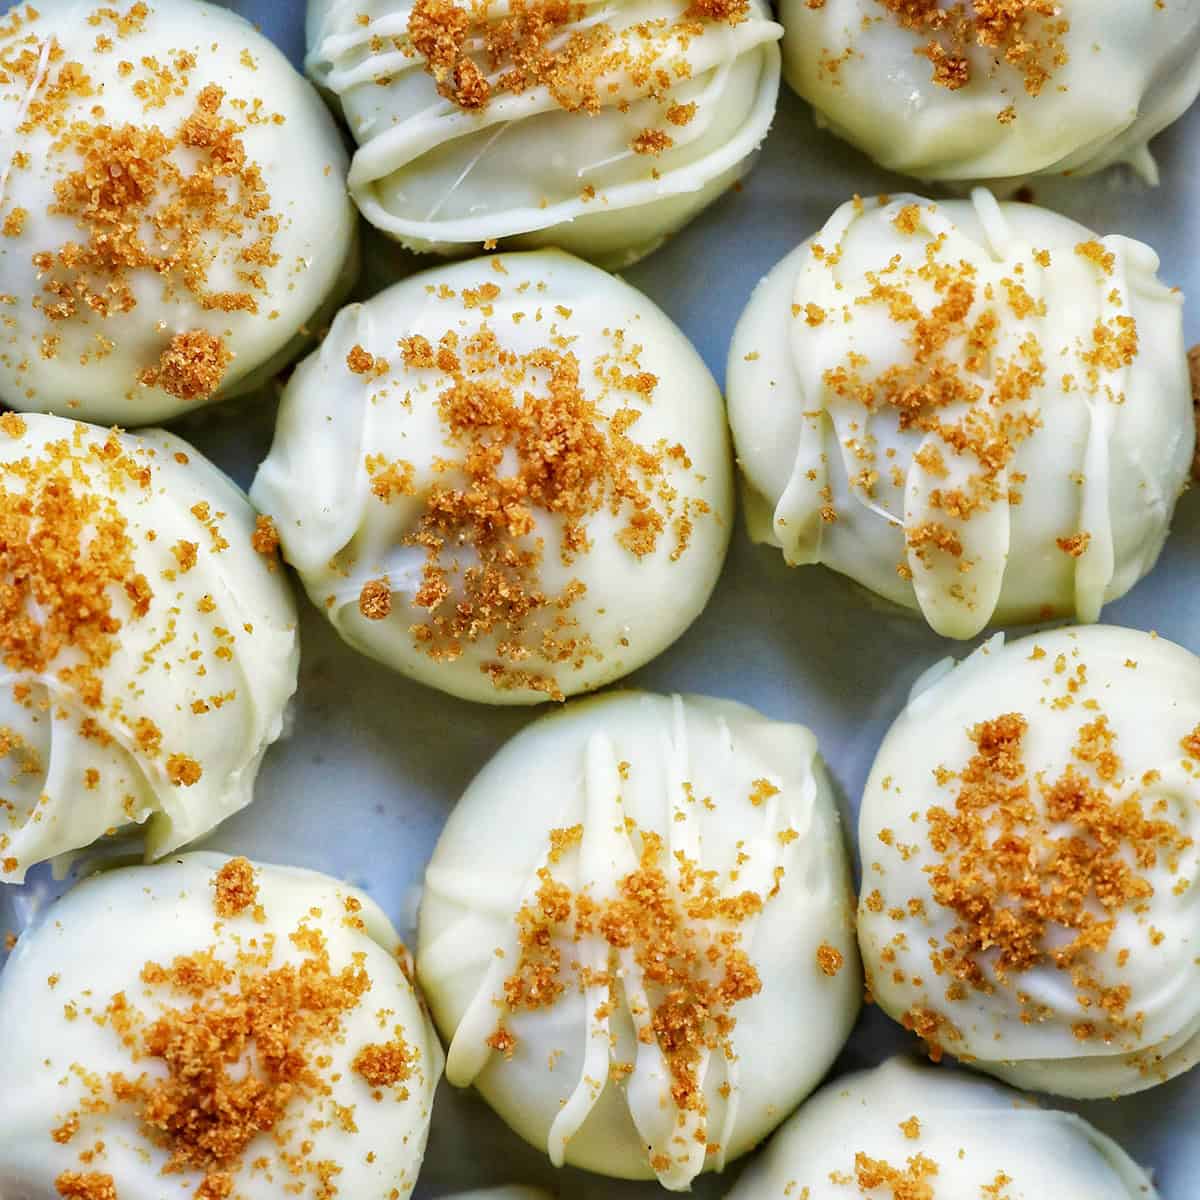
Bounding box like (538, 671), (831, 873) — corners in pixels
(727, 191), (1194, 640)
(726, 1057), (1158, 1199)
(416, 691), (861, 1189)
(252, 250), (732, 705)
(0, 414), (298, 883)
(0, 852), (444, 1200)
(858, 626), (1200, 1098)
(780, 0), (1200, 183)
(0, 0), (357, 424)
(305, 0), (780, 268)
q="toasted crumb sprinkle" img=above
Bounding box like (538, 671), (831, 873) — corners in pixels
(875, 0), (1069, 98)
(370, 314), (699, 700)
(352, 1036), (413, 1095)
(496, 826), (762, 1125)
(816, 942), (844, 976)
(11, 60), (281, 397)
(53, 1172), (117, 1200)
(358, 578), (392, 621)
(165, 752), (202, 786)
(913, 710), (1190, 1042)
(406, 0), (749, 116)
(138, 330), (232, 402)
(250, 513), (280, 562)
(212, 856), (258, 918)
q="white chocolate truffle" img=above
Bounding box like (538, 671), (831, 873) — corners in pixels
(0, 0), (357, 425)
(779, 1), (1200, 183)
(0, 414), (298, 883)
(305, 0), (781, 268)
(416, 691), (861, 1190)
(725, 1057), (1158, 1199)
(727, 191), (1194, 640)
(0, 853), (444, 1200)
(858, 626), (1200, 1098)
(252, 250), (732, 705)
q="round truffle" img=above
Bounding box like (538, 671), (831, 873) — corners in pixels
(416, 690), (861, 1189)
(305, 0), (781, 268)
(0, 413), (298, 884)
(0, 853), (444, 1200)
(779, 1), (1200, 183)
(726, 1056), (1158, 1199)
(858, 626), (1200, 1098)
(252, 250), (733, 705)
(0, 0), (357, 424)
(727, 191), (1194, 640)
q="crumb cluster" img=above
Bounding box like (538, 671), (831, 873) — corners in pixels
(489, 817), (773, 1167)
(345, 286), (708, 699)
(376, 0), (748, 161)
(815, 206), (1133, 595)
(869, 0), (1069, 99)
(0, 3), (288, 404)
(47, 860), (416, 1199)
(870, 679), (1195, 1063)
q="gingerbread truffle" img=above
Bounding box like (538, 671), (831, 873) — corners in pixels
(0, 0), (357, 424)
(305, 0), (781, 267)
(780, 1), (1200, 183)
(0, 853), (443, 1199)
(727, 191), (1194, 639)
(252, 249), (733, 705)
(727, 1057), (1158, 1199)
(0, 413), (298, 883)
(416, 691), (860, 1189)
(858, 626), (1200, 1097)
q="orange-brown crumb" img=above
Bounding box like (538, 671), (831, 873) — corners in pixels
(212, 857), (258, 918)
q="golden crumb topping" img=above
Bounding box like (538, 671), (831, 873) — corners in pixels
(399, 0), (747, 156)
(0, 8), (283, 403)
(816, 941), (844, 976)
(137, 331), (232, 403)
(852, 1149), (939, 1199)
(54, 1172), (118, 1200)
(47, 865), (410, 1199)
(873, 0), (1069, 98)
(495, 826), (762, 1122)
(212, 856), (258, 918)
(916, 711), (1191, 1041)
(817, 212), (1121, 572)
(344, 312), (705, 699)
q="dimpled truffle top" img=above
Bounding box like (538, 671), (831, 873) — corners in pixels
(305, 0), (780, 267)
(858, 626), (1200, 1099)
(0, 413), (298, 883)
(780, 0), (1200, 183)
(0, 853), (444, 1200)
(727, 190), (1194, 640)
(251, 249), (732, 705)
(0, 0), (356, 424)
(416, 691), (860, 1189)
(725, 1056), (1158, 1199)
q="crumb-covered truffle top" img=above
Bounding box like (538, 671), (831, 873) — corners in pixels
(417, 691), (859, 1188)
(858, 627), (1200, 1098)
(0, 0), (354, 423)
(726, 1056), (1157, 1199)
(0, 853), (444, 1200)
(727, 191), (1194, 640)
(0, 413), (297, 883)
(305, 0), (781, 259)
(782, 0), (1200, 182)
(252, 250), (732, 705)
